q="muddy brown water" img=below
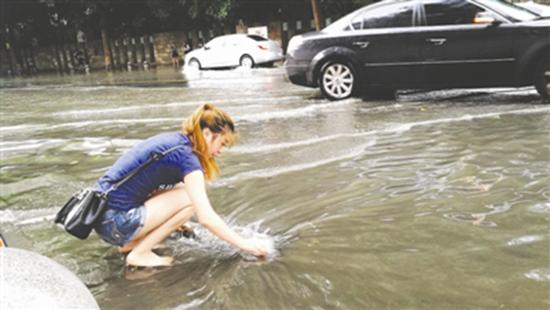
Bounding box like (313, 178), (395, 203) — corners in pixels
(1, 67), (549, 309)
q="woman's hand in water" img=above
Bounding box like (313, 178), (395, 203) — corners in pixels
(239, 239), (268, 257)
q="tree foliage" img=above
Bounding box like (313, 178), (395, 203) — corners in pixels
(1, 0), (375, 48)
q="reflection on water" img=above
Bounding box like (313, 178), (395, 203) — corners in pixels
(1, 67), (549, 309)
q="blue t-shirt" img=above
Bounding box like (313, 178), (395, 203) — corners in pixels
(97, 132), (202, 211)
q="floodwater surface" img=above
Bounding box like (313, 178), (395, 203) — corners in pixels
(1, 67), (549, 309)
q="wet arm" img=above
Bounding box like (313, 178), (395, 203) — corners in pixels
(183, 171), (248, 249)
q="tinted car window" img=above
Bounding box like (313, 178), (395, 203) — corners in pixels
(324, 8), (360, 32)
(352, 1), (414, 29)
(424, 0), (485, 25)
(247, 35), (268, 41)
(477, 0), (537, 21)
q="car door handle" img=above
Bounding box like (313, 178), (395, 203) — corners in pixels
(352, 41), (370, 49)
(426, 38), (447, 46)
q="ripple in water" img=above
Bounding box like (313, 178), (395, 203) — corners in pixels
(524, 269), (550, 282)
(506, 235), (545, 246)
(444, 202), (512, 227)
(169, 221), (281, 262)
(444, 212), (498, 227)
(528, 203), (550, 214)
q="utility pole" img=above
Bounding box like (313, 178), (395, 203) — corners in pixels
(310, 0), (322, 31)
(99, 9), (113, 71)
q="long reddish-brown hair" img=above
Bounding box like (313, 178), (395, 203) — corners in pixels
(183, 104), (236, 180)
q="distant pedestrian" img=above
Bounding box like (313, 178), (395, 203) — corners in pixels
(72, 49), (86, 69)
(183, 41), (192, 54)
(170, 43), (180, 68)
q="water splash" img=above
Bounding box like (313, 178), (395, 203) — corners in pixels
(169, 220), (281, 262)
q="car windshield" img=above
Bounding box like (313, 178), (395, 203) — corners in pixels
(476, 0), (538, 21)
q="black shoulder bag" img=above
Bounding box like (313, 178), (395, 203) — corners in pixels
(54, 145), (184, 240)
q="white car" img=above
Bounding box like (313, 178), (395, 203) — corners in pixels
(184, 34), (284, 70)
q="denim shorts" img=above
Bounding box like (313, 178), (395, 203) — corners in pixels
(95, 206), (146, 246)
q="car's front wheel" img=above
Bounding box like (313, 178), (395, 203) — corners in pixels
(320, 61), (356, 100)
(534, 56), (549, 102)
(240, 55), (254, 68)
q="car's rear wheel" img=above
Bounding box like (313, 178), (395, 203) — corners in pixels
(534, 56), (549, 102)
(240, 55), (254, 68)
(320, 61), (356, 100)
(188, 58), (201, 70)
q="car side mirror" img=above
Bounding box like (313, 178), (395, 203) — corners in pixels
(204, 46), (210, 50)
(490, 19), (502, 27)
(474, 12), (501, 26)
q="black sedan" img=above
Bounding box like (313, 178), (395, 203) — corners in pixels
(285, 0), (550, 101)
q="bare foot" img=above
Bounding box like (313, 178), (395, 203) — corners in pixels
(126, 250), (174, 267)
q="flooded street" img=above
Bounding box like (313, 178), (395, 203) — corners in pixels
(1, 67), (549, 309)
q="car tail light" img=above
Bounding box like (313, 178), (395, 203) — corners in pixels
(257, 44), (268, 50)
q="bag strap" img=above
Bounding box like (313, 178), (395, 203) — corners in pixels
(103, 145), (186, 197)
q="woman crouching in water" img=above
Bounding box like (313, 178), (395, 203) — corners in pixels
(94, 104), (268, 267)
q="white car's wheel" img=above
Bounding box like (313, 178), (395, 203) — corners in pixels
(320, 62), (356, 100)
(240, 55), (254, 68)
(188, 58), (201, 70)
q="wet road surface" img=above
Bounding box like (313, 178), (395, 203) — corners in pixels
(1, 67), (549, 309)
